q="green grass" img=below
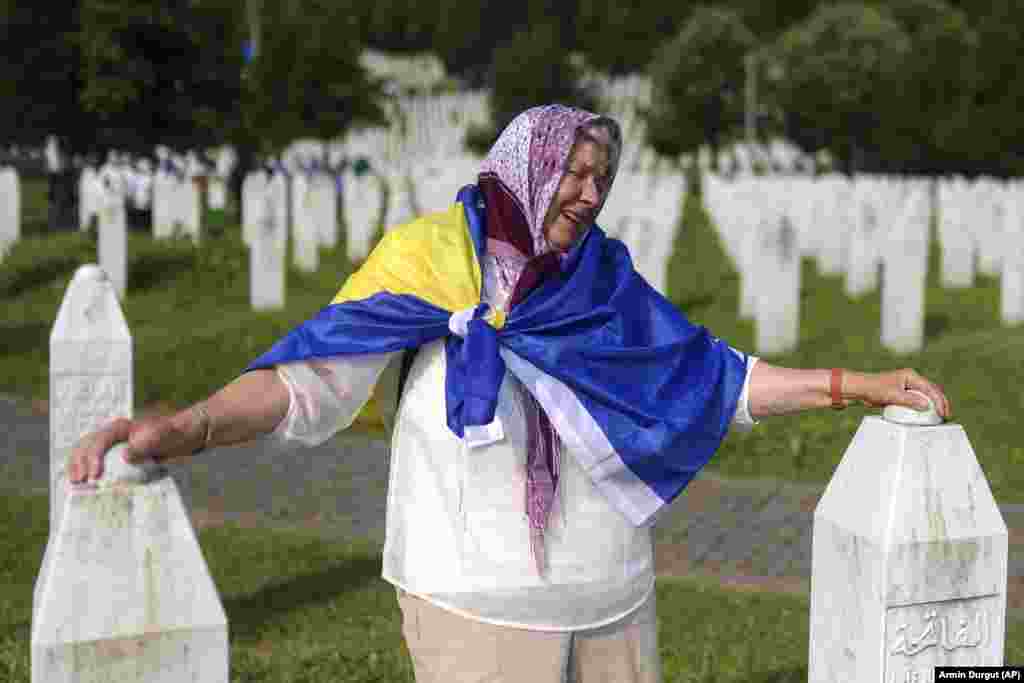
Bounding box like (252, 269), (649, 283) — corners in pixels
(4, 490), (1022, 682)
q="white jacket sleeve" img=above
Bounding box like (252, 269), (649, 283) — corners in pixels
(267, 352), (399, 447)
(728, 347), (760, 433)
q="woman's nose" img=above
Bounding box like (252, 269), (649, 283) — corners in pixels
(580, 177), (600, 204)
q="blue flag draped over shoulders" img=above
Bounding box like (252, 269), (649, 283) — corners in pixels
(245, 184), (748, 526)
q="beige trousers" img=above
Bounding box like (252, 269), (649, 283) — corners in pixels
(396, 586), (661, 683)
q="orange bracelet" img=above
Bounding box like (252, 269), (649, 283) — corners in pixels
(830, 368), (844, 410)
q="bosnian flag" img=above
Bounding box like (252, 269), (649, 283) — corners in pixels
(245, 185), (747, 527)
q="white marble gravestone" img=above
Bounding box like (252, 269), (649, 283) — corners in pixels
(182, 174), (202, 244)
(45, 265), (132, 544)
(385, 170), (417, 229)
(977, 184), (1005, 279)
(817, 178), (849, 277)
(845, 184), (881, 298)
(314, 172), (339, 249)
(290, 170), (319, 272)
(1000, 193), (1024, 326)
(32, 437), (229, 682)
(937, 180), (975, 289)
(98, 175), (128, 299)
(242, 170), (268, 247)
(207, 175), (227, 211)
(0, 165), (20, 250)
(79, 166), (101, 231)
(755, 209), (801, 355)
(151, 166), (174, 239)
(251, 175), (287, 310)
(881, 189), (930, 354)
(808, 394), (1006, 683)
(343, 169), (383, 264)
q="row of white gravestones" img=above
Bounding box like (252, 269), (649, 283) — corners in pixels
(703, 175), (939, 354)
(0, 165), (20, 258)
(702, 177), (802, 354)
(33, 264), (228, 682)
(937, 177), (1024, 326)
(809, 394), (1008, 681)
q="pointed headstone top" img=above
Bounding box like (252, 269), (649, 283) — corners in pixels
(50, 264), (130, 343)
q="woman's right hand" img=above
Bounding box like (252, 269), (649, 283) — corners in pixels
(68, 410), (203, 485)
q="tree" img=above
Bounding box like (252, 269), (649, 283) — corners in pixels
(78, 0), (248, 157)
(572, 0), (694, 76)
(960, 0), (1024, 176)
(240, 0), (387, 158)
(0, 2), (97, 158)
(466, 21), (597, 155)
(864, 0), (979, 174)
(761, 2), (912, 174)
(645, 6), (756, 168)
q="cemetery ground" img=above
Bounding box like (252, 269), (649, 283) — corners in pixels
(4, 176), (1024, 679)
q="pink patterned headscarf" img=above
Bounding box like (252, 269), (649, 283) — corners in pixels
(476, 104), (618, 578)
(479, 104), (601, 259)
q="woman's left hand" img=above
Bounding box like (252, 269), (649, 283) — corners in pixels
(849, 368), (951, 419)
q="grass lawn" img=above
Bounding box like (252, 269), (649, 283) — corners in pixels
(4, 491), (1023, 682)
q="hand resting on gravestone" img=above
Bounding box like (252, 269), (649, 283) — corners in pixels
(68, 367), (290, 485)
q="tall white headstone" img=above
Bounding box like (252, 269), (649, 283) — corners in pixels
(79, 166), (101, 231)
(937, 180), (975, 289)
(290, 170), (319, 272)
(385, 169), (416, 229)
(808, 396), (1006, 682)
(34, 298), (229, 683)
(817, 178), (849, 277)
(251, 173), (287, 310)
(0, 165), (20, 251)
(1000, 192), (1024, 326)
(881, 189), (930, 354)
(343, 169), (383, 264)
(97, 175), (128, 299)
(182, 175), (203, 244)
(314, 171), (338, 249)
(755, 209), (801, 355)
(45, 265), (132, 543)
(977, 184), (1005, 279)
(242, 169), (268, 247)
(845, 185), (881, 298)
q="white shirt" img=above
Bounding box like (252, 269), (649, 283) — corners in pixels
(265, 253), (759, 631)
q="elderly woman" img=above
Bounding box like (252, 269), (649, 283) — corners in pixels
(70, 105), (950, 683)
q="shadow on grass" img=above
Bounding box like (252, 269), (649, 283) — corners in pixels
(0, 322), (49, 356)
(128, 249), (196, 292)
(751, 668), (808, 682)
(0, 254), (82, 297)
(222, 554), (382, 640)
(924, 312), (952, 341)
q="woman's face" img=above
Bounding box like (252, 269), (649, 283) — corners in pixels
(542, 136), (612, 253)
